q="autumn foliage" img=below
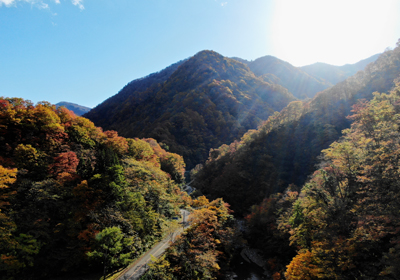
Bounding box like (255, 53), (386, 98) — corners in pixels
(243, 81), (400, 278)
(0, 99), (188, 279)
(142, 197), (235, 280)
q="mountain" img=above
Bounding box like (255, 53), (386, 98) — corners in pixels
(300, 53), (380, 85)
(234, 55), (331, 99)
(56, 101), (91, 116)
(192, 44), (400, 215)
(85, 50), (296, 169)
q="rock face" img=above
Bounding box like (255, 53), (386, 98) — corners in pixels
(240, 247), (271, 278)
(241, 247), (267, 267)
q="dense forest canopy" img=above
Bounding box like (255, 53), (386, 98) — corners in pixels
(245, 81), (400, 278)
(141, 196), (236, 280)
(0, 99), (190, 279)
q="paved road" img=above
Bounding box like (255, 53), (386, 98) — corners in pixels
(116, 209), (190, 280)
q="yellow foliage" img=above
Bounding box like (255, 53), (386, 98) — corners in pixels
(285, 250), (323, 280)
(0, 165), (17, 189)
(192, 195), (210, 208)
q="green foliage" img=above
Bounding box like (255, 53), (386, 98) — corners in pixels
(87, 226), (134, 279)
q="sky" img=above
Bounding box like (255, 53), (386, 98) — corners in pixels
(1, 0), (400, 108)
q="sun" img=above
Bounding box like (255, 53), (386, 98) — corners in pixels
(271, 0), (400, 66)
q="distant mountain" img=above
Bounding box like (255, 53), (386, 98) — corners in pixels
(300, 53), (380, 85)
(56, 101), (91, 116)
(193, 46), (400, 214)
(85, 50), (296, 169)
(233, 55), (331, 99)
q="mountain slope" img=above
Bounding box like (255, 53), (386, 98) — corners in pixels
(193, 43), (400, 214)
(85, 50), (296, 169)
(234, 55), (331, 99)
(56, 101), (91, 116)
(300, 53), (380, 85)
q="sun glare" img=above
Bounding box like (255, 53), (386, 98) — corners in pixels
(272, 0), (399, 66)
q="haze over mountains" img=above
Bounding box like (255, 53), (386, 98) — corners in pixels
(300, 53), (381, 85)
(85, 50), (379, 169)
(233, 55), (330, 99)
(193, 47), (400, 214)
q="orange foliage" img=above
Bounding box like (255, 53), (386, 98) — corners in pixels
(285, 250), (322, 280)
(104, 130), (128, 155)
(0, 165), (17, 209)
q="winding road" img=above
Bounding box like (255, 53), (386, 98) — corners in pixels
(116, 209), (190, 280)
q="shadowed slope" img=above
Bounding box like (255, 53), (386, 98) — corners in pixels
(86, 50), (296, 169)
(193, 43), (400, 215)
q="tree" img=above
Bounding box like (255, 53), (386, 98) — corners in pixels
(87, 226), (135, 280)
(281, 83), (400, 278)
(142, 198), (235, 280)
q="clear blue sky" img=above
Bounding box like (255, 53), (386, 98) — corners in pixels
(1, 0), (400, 108)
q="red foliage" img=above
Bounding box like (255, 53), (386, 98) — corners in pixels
(104, 130), (128, 155)
(49, 151), (79, 177)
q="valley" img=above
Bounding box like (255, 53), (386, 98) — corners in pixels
(1, 41), (400, 280)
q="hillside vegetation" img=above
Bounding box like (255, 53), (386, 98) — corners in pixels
(0, 99), (189, 279)
(141, 196), (236, 280)
(193, 42), (400, 215)
(1, 43), (396, 280)
(246, 82), (400, 278)
(85, 50), (296, 169)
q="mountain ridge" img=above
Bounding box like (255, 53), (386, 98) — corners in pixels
(56, 101), (91, 116)
(300, 53), (380, 85)
(192, 44), (400, 214)
(85, 50), (296, 169)
(234, 55), (331, 99)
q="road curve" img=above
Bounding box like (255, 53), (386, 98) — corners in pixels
(116, 209), (190, 280)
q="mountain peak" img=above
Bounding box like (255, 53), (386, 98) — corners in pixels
(239, 55), (330, 99)
(56, 101), (91, 116)
(85, 50), (295, 169)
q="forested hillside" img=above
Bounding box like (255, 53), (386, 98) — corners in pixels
(236, 55), (331, 99)
(0, 99), (190, 279)
(193, 42), (400, 215)
(300, 53), (380, 85)
(141, 196), (236, 280)
(85, 50), (296, 169)
(246, 82), (400, 278)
